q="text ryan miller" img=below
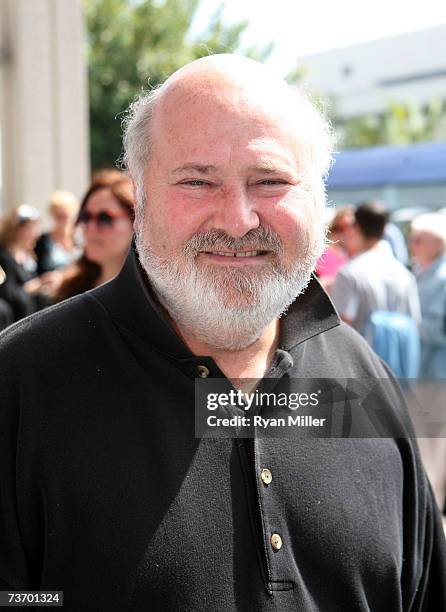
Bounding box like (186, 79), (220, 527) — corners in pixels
(207, 415), (327, 428)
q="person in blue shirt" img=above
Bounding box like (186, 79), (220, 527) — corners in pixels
(410, 213), (446, 379)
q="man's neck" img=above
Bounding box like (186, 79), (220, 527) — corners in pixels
(357, 237), (380, 255)
(173, 318), (280, 389)
(52, 226), (74, 246)
(417, 252), (444, 271)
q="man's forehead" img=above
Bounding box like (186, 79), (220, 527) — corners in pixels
(150, 123), (304, 176)
(151, 88), (304, 165)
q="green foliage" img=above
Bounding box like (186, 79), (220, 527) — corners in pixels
(84, 0), (272, 169)
(285, 64), (306, 85)
(333, 98), (446, 150)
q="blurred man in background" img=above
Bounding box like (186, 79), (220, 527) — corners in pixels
(332, 201), (420, 333)
(410, 212), (446, 379)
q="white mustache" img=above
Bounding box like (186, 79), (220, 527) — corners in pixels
(184, 227), (283, 257)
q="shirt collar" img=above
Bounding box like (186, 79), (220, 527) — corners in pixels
(92, 242), (340, 361)
(416, 254), (446, 279)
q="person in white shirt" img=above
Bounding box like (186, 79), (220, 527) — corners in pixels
(332, 201), (420, 334)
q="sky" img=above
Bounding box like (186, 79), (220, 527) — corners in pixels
(191, 0), (446, 76)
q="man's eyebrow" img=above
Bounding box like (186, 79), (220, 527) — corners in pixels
(248, 163), (297, 176)
(172, 164), (218, 174)
(249, 165), (284, 174)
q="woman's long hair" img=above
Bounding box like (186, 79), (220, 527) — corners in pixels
(56, 174), (134, 301)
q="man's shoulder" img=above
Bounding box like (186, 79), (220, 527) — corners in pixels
(0, 292), (105, 363)
(300, 318), (391, 378)
(330, 319), (380, 358)
(303, 321), (413, 421)
(386, 254), (415, 277)
(332, 257), (366, 297)
(336, 252), (370, 278)
(341, 250), (414, 279)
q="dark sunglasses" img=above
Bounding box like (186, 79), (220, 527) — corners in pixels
(77, 209), (129, 229)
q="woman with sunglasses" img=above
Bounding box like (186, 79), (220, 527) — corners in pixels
(55, 175), (134, 301)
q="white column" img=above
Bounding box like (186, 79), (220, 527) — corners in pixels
(0, 0), (89, 215)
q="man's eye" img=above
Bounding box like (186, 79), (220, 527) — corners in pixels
(181, 179), (208, 186)
(258, 179), (287, 186)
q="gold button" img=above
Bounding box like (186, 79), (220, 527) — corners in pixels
(260, 468), (273, 486)
(196, 365), (210, 378)
(270, 533), (283, 551)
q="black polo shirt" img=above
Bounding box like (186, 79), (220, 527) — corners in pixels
(0, 245), (445, 611)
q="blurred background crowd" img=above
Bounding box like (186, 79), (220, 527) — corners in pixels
(0, 169), (134, 330)
(0, 1), (446, 517)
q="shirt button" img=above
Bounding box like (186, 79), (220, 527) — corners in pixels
(260, 468), (273, 486)
(196, 365), (210, 378)
(270, 533), (283, 551)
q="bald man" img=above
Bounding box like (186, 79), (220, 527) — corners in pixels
(0, 55), (444, 610)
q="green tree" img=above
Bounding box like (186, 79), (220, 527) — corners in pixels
(84, 0), (272, 169)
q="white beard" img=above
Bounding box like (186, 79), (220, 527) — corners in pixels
(135, 223), (326, 351)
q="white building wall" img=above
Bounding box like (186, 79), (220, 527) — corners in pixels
(299, 25), (446, 117)
(0, 0), (89, 214)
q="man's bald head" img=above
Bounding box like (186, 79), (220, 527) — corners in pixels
(160, 54), (293, 107)
(122, 54), (333, 212)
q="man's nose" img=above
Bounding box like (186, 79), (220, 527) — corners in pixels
(211, 185), (260, 238)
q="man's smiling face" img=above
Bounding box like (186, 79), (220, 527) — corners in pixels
(134, 64), (327, 349)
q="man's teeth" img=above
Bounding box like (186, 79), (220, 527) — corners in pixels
(211, 251), (262, 257)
